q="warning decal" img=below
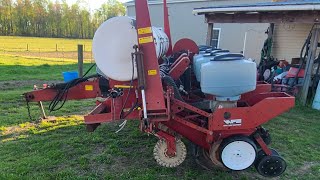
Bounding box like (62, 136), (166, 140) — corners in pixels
(148, 70), (157, 76)
(138, 27), (152, 35)
(139, 36), (153, 44)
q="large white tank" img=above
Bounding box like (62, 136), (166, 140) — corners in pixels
(200, 54), (257, 99)
(93, 16), (169, 81)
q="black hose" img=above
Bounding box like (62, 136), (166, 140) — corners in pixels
(48, 63), (97, 112)
(162, 75), (184, 101)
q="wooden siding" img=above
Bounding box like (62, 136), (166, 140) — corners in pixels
(272, 24), (313, 62)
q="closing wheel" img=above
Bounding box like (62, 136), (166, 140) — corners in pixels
(255, 148), (279, 167)
(153, 139), (186, 168)
(220, 136), (257, 171)
(256, 155), (287, 177)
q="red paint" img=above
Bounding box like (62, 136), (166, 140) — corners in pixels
(157, 131), (176, 156)
(169, 56), (190, 80)
(135, 0), (166, 112)
(173, 38), (199, 55)
(25, 80), (101, 102)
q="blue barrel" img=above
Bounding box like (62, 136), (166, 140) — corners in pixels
(312, 81), (320, 110)
(63, 71), (79, 82)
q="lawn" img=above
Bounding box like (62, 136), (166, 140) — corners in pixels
(0, 36), (92, 52)
(0, 45), (320, 179)
(0, 36), (93, 61)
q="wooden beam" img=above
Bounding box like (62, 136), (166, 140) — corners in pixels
(268, 23), (274, 38)
(78, 44), (84, 77)
(300, 27), (320, 105)
(205, 11), (320, 24)
(206, 23), (213, 46)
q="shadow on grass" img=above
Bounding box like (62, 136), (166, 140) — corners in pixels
(0, 115), (84, 142)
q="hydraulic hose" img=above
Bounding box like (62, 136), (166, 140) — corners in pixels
(162, 75), (184, 101)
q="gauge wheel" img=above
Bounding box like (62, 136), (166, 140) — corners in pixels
(219, 136), (257, 171)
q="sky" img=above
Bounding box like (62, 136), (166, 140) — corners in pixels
(66, 0), (129, 10)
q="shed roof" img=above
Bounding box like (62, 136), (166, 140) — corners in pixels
(193, 0), (320, 15)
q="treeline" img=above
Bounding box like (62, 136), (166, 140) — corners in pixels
(0, 0), (126, 39)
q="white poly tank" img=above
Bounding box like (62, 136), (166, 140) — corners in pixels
(92, 16), (169, 81)
(194, 50), (230, 82)
(193, 48), (214, 65)
(200, 54), (257, 98)
(193, 51), (207, 65)
(194, 53), (212, 82)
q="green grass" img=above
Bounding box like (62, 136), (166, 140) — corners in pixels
(0, 54), (93, 81)
(0, 36), (92, 52)
(0, 39), (320, 179)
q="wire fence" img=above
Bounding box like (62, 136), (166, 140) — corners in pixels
(0, 43), (94, 63)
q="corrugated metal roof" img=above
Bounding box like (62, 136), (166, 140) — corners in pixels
(193, 0), (320, 15)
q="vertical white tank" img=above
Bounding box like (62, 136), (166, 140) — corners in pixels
(92, 16), (169, 81)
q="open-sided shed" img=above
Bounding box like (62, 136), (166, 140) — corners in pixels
(193, 0), (320, 105)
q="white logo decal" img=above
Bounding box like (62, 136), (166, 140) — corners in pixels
(223, 119), (242, 127)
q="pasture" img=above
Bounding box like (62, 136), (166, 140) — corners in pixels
(0, 36), (93, 61)
(0, 36), (319, 179)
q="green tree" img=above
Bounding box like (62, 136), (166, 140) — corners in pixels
(0, 0), (126, 38)
(0, 0), (14, 35)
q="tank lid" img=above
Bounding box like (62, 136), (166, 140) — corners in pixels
(210, 53), (244, 61)
(210, 49), (229, 56)
(203, 53), (212, 57)
(205, 48), (212, 53)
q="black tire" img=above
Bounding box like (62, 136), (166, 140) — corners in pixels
(256, 155), (287, 177)
(254, 148), (279, 168)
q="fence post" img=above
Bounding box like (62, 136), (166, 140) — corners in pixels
(27, 44), (29, 51)
(56, 44), (58, 52)
(78, 44), (84, 77)
(300, 27), (320, 105)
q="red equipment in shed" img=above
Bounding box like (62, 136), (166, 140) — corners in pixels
(24, 0), (295, 177)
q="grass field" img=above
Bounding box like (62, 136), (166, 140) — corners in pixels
(0, 36), (93, 60)
(0, 37), (320, 179)
(0, 36), (92, 52)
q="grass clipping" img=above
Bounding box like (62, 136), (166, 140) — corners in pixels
(0, 115), (83, 142)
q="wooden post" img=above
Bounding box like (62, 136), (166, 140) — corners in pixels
(78, 44), (84, 77)
(27, 44), (29, 51)
(268, 23), (274, 38)
(300, 27), (320, 105)
(56, 44), (58, 52)
(206, 23), (213, 46)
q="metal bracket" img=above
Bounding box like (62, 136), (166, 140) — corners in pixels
(156, 131), (177, 156)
